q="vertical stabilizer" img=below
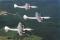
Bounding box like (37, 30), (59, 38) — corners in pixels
(4, 26), (10, 32)
(14, 4), (18, 8)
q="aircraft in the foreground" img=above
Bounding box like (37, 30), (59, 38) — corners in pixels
(4, 22), (33, 36)
(23, 12), (51, 22)
(14, 3), (37, 10)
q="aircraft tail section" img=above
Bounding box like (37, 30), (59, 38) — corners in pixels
(23, 15), (28, 19)
(14, 4), (18, 8)
(4, 26), (10, 32)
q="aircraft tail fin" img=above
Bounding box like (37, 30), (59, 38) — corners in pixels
(4, 26), (10, 32)
(14, 4), (18, 8)
(23, 15), (28, 19)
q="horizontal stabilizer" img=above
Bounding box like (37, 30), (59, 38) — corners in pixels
(23, 15), (28, 19)
(14, 4), (18, 8)
(4, 26), (10, 32)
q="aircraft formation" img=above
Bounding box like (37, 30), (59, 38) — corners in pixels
(3, 3), (51, 36)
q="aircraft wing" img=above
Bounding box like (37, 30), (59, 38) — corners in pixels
(4, 26), (10, 32)
(35, 12), (42, 22)
(17, 22), (23, 36)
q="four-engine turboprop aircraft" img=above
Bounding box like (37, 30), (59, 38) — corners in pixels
(4, 22), (33, 36)
(14, 3), (37, 10)
(23, 12), (51, 22)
